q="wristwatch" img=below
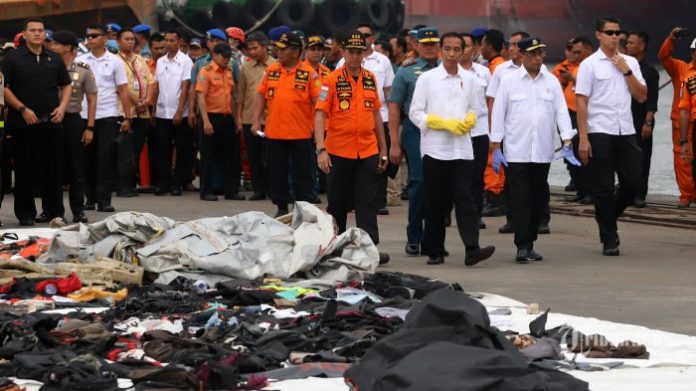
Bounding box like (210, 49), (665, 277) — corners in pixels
(316, 147), (326, 154)
(18, 105), (26, 114)
(623, 69), (633, 77)
(86, 126), (95, 131)
(645, 119), (654, 127)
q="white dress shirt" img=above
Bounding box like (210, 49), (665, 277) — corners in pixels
(337, 50), (394, 122)
(575, 49), (645, 136)
(464, 62), (491, 138)
(409, 64), (477, 161)
(155, 51), (194, 119)
(490, 65), (575, 163)
(486, 59), (547, 99)
(76, 51), (128, 119)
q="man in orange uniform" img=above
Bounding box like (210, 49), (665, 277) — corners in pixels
(677, 38), (696, 186)
(659, 27), (696, 207)
(253, 32), (320, 217)
(196, 43), (242, 201)
(314, 32), (390, 265)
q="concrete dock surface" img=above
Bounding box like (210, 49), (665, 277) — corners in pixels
(1, 187), (694, 335)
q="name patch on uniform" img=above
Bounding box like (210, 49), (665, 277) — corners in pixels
(295, 84), (306, 90)
(362, 75), (377, 91)
(364, 99), (375, 108)
(319, 86), (329, 101)
(268, 71), (281, 81)
(339, 100), (350, 110)
(336, 79), (352, 92)
(687, 76), (696, 95)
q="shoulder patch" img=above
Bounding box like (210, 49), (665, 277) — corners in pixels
(76, 62), (90, 69)
(403, 58), (417, 67)
(205, 64), (212, 71)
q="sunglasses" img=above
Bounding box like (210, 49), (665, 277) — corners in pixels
(362, 33), (373, 38)
(600, 30), (623, 37)
(86, 33), (104, 39)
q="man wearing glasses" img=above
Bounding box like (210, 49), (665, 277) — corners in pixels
(0, 18), (72, 226)
(77, 24), (133, 213)
(576, 16), (647, 256)
(490, 37), (578, 264)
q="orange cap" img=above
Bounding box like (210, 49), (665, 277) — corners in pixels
(226, 27), (245, 43)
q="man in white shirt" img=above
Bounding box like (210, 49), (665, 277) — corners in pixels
(491, 37), (579, 263)
(337, 24), (395, 214)
(460, 32), (491, 230)
(77, 24), (133, 213)
(576, 16), (647, 256)
(152, 29), (194, 196)
(410, 32), (495, 267)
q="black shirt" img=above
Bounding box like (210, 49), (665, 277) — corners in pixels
(0, 45), (71, 127)
(631, 59), (659, 131)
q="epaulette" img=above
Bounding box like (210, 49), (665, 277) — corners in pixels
(204, 64), (212, 71)
(402, 58), (418, 67)
(76, 62), (90, 69)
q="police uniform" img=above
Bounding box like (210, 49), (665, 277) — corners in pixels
(256, 32), (320, 215)
(315, 33), (386, 248)
(195, 44), (242, 200)
(65, 60), (98, 222)
(387, 30), (440, 252)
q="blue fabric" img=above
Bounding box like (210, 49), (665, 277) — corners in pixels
(402, 119), (425, 245)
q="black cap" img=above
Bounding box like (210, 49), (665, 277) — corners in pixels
(213, 42), (232, 57)
(342, 31), (367, 50)
(518, 37), (546, 52)
(52, 31), (78, 47)
(306, 35), (326, 47)
(274, 32), (303, 49)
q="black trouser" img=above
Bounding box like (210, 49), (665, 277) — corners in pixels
(85, 117), (133, 206)
(267, 138), (313, 207)
(12, 121), (64, 220)
(568, 110), (591, 197)
(63, 113), (86, 215)
(243, 124), (267, 195)
(507, 162), (550, 250)
(327, 154), (380, 245)
(154, 118), (194, 192)
(587, 133), (642, 245)
(200, 114), (240, 196)
(376, 122), (390, 209)
(472, 135), (489, 216)
(636, 131), (652, 200)
(1, 129), (12, 196)
(131, 118), (152, 188)
(422, 155), (479, 257)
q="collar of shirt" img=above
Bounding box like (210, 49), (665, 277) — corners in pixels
(434, 63), (466, 81)
(254, 57), (271, 67)
(416, 57), (440, 69)
(162, 51), (186, 64)
(517, 64), (549, 81)
(18, 45), (47, 57)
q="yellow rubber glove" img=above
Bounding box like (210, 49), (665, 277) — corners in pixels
(453, 111), (478, 135)
(426, 114), (465, 136)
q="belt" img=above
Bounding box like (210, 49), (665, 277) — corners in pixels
(207, 113), (233, 118)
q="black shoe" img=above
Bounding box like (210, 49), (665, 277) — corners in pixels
(97, 205), (115, 212)
(498, 223), (514, 234)
(83, 203), (96, 211)
(444, 216), (451, 227)
(19, 219), (35, 226)
(527, 248), (543, 261)
(35, 212), (53, 223)
(537, 223), (550, 234)
(579, 196), (594, 205)
(566, 194), (583, 203)
(427, 255), (445, 265)
(309, 197), (322, 204)
(154, 188), (170, 196)
(116, 190), (137, 197)
(171, 187), (183, 196)
(378, 252), (390, 265)
(401, 192), (409, 201)
(405, 243), (420, 256)
(565, 180), (576, 192)
(200, 194), (218, 201)
(602, 243), (620, 256)
(481, 204), (504, 217)
(275, 208), (289, 218)
(634, 198), (646, 208)
(515, 249), (531, 264)
(465, 246), (495, 266)
(478, 219), (486, 229)
(377, 207), (389, 215)
(248, 192), (267, 201)
(224, 193), (246, 200)
(72, 213), (88, 223)
(420, 248), (449, 257)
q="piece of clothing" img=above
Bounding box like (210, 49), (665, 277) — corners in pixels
(153, 118), (194, 192)
(464, 62), (491, 138)
(63, 113), (87, 214)
(66, 62), (98, 114)
(507, 163), (551, 249)
(421, 155), (479, 257)
(316, 66), (382, 159)
(490, 65), (574, 163)
(0, 45), (71, 127)
(487, 55), (506, 75)
(658, 37), (690, 122)
(118, 53), (154, 119)
(85, 117), (134, 204)
(243, 124), (268, 195)
(388, 58), (439, 116)
(237, 56), (276, 124)
(472, 135), (489, 215)
(199, 114), (240, 196)
(266, 138), (313, 206)
(575, 49), (646, 136)
(552, 59), (579, 112)
(409, 64), (477, 161)
(155, 51), (193, 119)
(336, 50), (395, 121)
(631, 59), (659, 130)
(587, 133), (642, 245)
(76, 51), (128, 120)
(486, 59), (520, 99)
(196, 61), (234, 114)
(257, 61), (320, 140)
(327, 154), (380, 245)
(401, 120), (426, 245)
(670, 119), (696, 202)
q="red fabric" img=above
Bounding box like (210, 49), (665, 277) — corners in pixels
(0, 280), (15, 294)
(35, 273), (82, 295)
(139, 144), (151, 187)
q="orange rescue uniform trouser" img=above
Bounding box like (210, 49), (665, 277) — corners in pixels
(484, 149), (505, 195)
(672, 119), (696, 202)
